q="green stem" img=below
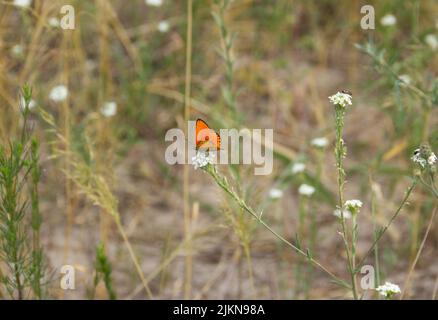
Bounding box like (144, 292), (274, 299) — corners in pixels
(205, 165), (350, 289)
(334, 105), (358, 299)
(355, 180), (417, 271)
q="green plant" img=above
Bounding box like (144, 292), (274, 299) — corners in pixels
(0, 85), (46, 299)
(92, 244), (117, 300)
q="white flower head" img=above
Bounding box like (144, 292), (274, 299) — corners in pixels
(269, 188), (283, 200)
(192, 151), (215, 170)
(157, 20), (170, 33)
(334, 209), (352, 220)
(424, 34), (438, 50)
(101, 101), (117, 117)
(145, 0), (163, 6)
(380, 14), (397, 26)
(298, 184), (315, 196)
(344, 199), (362, 215)
(328, 91), (352, 108)
(49, 85), (68, 102)
(48, 17), (60, 27)
(425, 34), (438, 50)
(13, 0), (32, 8)
(344, 199), (362, 210)
(375, 282), (401, 298)
(311, 137), (329, 149)
(20, 97), (36, 111)
(291, 162), (306, 174)
(411, 145), (436, 169)
(428, 153), (437, 166)
(398, 74), (411, 87)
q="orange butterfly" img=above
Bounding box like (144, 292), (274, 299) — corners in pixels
(195, 119), (221, 151)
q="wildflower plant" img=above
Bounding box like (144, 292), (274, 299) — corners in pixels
(195, 151), (349, 289)
(329, 90), (359, 299)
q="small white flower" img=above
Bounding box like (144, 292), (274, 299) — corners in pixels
(344, 199), (362, 215)
(344, 199), (362, 210)
(398, 74), (411, 87)
(101, 101), (117, 117)
(375, 282), (401, 298)
(425, 34), (438, 50)
(328, 91), (352, 108)
(145, 0), (163, 6)
(269, 188), (283, 200)
(13, 0), (32, 7)
(291, 162), (306, 174)
(20, 97), (36, 111)
(11, 44), (24, 57)
(333, 209), (352, 220)
(157, 20), (170, 33)
(192, 151), (215, 170)
(298, 184), (315, 196)
(49, 85), (68, 102)
(311, 137), (329, 148)
(428, 153), (437, 166)
(380, 14), (397, 26)
(48, 17), (60, 27)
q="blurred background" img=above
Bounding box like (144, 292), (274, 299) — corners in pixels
(0, 0), (437, 299)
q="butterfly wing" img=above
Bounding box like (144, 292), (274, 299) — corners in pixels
(196, 119), (221, 151)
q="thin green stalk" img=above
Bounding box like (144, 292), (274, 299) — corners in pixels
(93, 244), (117, 300)
(355, 180), (417, 271)
(369, 175), (381, 289)
(334, 104), (358, 299)
(204, 164), (350, 289)
(212, 0), (238, 119)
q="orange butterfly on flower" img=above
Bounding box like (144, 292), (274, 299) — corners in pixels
(195, 119), (221, 151)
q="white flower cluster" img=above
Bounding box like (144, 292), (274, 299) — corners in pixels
(375, 282), (401, 298)
(311, 137), (329, 148)
(269, 188), (283, 200)
(425, 34), (438, 50)
(13, 0), (32, 8)
(49, 85), (68, 102)
(380, 14), (397, 26)
(429, 153), (438, 166)
(192, 151), (215, 170)
(101, 101), (117, 117)
(344, 199), (362, 211)
(328, 91), (352, 108)
(411, 146), (437, 169)
(291, 162), (305, 174)
(334, 199), (362, 220)
(158, 20), (170, 33)
(145, 0), (163, 6)
(298, 184), (315, 196)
